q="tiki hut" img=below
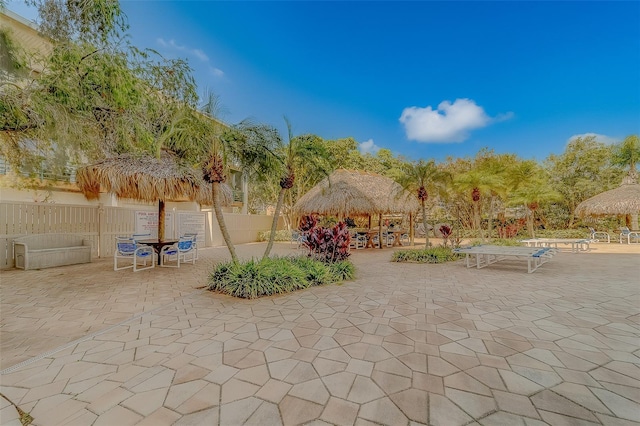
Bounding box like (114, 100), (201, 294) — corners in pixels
(293, 169), (420, 247)
(575, 170), (640, 229)
(76, 151), (231, 240)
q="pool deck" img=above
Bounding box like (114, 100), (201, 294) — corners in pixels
(1, 240), (639, 425)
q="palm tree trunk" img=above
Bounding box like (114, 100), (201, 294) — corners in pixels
(421, 201), (429, 248)
(474, 202), (484, 242)
(213, 182), (238, 263)
(487, 196), (494, 241)
(263, 188), (286, 260)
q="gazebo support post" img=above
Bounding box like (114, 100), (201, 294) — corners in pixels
(158, 200), (165, 241)
(378, 215), (383, 249)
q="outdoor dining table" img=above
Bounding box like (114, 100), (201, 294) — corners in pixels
(137, 239), (178, 265)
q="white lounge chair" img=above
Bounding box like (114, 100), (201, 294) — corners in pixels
(454, 245), (557, 273)
(589, 227), (610, 243)
(619, 227), (640, 244)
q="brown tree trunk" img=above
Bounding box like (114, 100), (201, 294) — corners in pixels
(421, 201), (429, 248)
(213, 182), (238, 263)
(263, 188), (286, 260)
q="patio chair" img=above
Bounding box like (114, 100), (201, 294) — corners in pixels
(349, 232), (366, 250)
(400, 233), (410, 246)
(588, 227), (610, 243)
(160, 235), (197, 267)
(114, 237), (155, 272)
(619, 227), (640, 244)
(181, 233), (199, 260)
(132, 233), (151, 242)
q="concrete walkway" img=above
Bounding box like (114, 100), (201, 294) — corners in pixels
(1, 241), (639, 425)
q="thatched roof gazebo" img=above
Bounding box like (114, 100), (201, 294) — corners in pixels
(293, 169), (420, 247)
(575, 170), (640, 230)
(76, 151), (231, 240)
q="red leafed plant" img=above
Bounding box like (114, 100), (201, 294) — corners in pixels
(439, 224), (452, 247)
(298, 215), (318, 232)
(301, 217), (351, 263)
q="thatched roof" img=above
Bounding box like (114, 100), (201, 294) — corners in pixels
(575, 170), (640, 216)
(76, 151), (232, 205)
(293, 169), (420, 217)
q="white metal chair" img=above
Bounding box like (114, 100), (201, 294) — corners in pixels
(160, 235), (197, 267)
(349, 232), (367, 250)
(114, 237), (155, 272)
(619, 227), (640, 244)
(181, 233), (199, 260)
(589, 227), (610, 243)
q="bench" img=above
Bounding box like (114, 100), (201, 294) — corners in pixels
(13, 234), (92, 270)
(454, 245), (557, 273)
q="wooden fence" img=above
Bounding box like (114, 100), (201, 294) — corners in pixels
(0, 202), (276, 269)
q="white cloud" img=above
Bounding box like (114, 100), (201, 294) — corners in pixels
(399, 98), (508, 143)
(210, 67), (224, 77)
(157, 38), (213, 63)
(568, 133), (619, 145)
(359, 139), (381, 155)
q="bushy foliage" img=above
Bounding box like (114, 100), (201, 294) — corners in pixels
(208, 256), (353, 299)
(391, 246), (461, 263)
(300, 216), (351, 263)
(534, 229), (591, 239)
(257, 229), (293, 242)
(470, 238), (523, 246)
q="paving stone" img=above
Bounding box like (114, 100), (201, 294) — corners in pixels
(429, 393), (473, 426)
(320, 397), (359, 426)
(245, 401), (283, 426)
(590, 387), (640, 422)
(322, 372), (357, 399)
(346, 376), (385, 404)
(530, 389), (599, 422)
(289, 378), (330, 405)
(389, 388), (429, 424)
(492, 390), (540, 419)
(359, 396), (408, 425)
(254, 379), (292, 403)
(279, 395), (323, 426)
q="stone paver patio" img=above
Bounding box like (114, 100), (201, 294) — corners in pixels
(1, 241), (639, 425)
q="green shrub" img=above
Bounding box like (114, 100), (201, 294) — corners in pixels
(257, 229), (293, 242)
(208, 256), (354, 299)
(328, 260), (355, 281)
(470, 238), (523, 246)
(391, 246), (461, 263)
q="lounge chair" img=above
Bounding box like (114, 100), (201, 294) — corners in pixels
(619, 227), (640, 244)
(589, 227), (610, 243)
(114, 237), (155, 272)
(454, 245), (557, 273)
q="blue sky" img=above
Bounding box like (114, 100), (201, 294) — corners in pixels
(7, 1), (640, 162)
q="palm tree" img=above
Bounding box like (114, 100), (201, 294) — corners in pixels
(613, 134), (640, 174)
(397, 159), (449, 248)
(510, 175), (561, 238)
(454, 168), (502, 241)
(262, 118), (331, 260)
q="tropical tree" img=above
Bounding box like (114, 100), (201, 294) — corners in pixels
(396, 159), (449, 248)
(509, 173), (562, 238)
(454, 166), (502, 241)
(262, 117), (331, 260)
(544, 135), (620, 227)
(612, 134), (640, 174)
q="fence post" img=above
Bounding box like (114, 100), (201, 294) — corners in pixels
(98, 203), (104, 258)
